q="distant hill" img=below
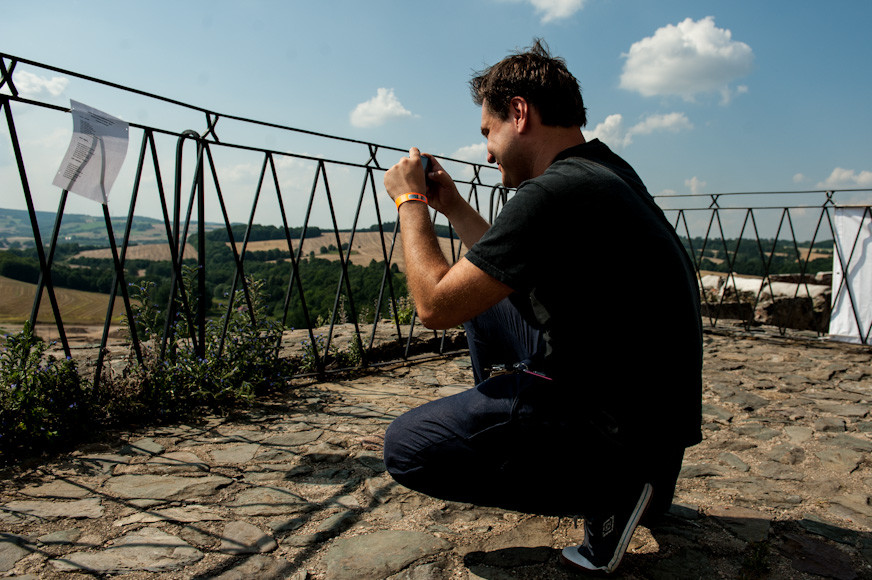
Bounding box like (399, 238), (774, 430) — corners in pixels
(0, 207), (221, 249)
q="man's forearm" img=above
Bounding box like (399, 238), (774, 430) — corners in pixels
(441, 197), (491, 249)
(396, 200), (511, 329)
(397, 201), (452, 322)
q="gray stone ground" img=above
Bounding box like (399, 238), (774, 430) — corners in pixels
(1, 324), (871, 579)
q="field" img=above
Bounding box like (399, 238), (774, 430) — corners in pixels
(0, 275), (127, 327)
(74, 242), (199, 261)
(73, 232), (464, 272)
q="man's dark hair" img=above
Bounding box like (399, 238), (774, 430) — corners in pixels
(470, 38), (587, 128)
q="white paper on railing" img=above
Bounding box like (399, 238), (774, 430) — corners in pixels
(828, 206), (872, 344)
(52, 100), (129, 205)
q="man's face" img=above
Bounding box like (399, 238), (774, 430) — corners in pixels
(480, 102), (525, 188)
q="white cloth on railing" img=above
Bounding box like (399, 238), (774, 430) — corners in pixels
(829, 206), (872, 344)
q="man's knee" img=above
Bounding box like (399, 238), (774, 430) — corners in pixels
(382, 413), (415, 479)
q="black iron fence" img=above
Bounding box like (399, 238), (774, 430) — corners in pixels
(656, 190), (871, 344)
(1, 53), (870, 391)
(1, 53), (513, 386)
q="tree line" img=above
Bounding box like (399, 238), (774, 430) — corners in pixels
(0, 237), (407, 330)
(681, 237), (833, 277)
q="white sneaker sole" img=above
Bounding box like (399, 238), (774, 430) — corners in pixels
(560, 482), (653, 574)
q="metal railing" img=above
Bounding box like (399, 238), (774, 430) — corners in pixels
(655, 189), (871, 344)
(1, 53), (510, 385)
(2, 54), (870, 392)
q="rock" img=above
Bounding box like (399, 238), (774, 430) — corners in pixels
(784, 426), (813, 444)
(815, 416), (847, 432)
(121, 437), (164, 456)
(219, 521), (277, 554)
(211, 443), (262, 464)
(816, 448), (865, 472)
(3, 498), (104, 519)
(779, 532), (858, 580)
(229, 485), (309, 516)
(144, 451), (210, 473)
(19, 479), (92, 499)
(317, 510), (357, 538)
(210, 554), (297, 579)
(261, 429), (323, 448)
(50, 527), (202, 573)
(708, 505), (771, 542)
(103, 474), (233, 500)
(0, 534), (32, 572)
(37, 528), (82, 545)
(76, 453), (131, 474)
(323, 530), (450, 580)
(113, 504), (225, 526)
(460, 517), (556, 566)
(680, 463), (725, 478)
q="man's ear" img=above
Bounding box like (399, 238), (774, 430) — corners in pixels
(509, 97), (532, 133)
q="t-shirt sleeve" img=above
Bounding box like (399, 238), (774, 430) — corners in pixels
(464, 183), (552, 293)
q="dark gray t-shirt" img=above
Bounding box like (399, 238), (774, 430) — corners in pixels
(466, 139), (702, 449)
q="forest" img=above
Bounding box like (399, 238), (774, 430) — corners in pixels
(0, 230), (407, 330)
(0, 233), (833, 329)
(680, 236), (833, 277)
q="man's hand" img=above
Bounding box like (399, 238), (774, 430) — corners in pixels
(419, 154), (463, 216)
(384, 147), (428, 202)
(385, 147), (490, 248)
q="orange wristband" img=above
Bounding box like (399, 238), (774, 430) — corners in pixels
(395, 192), (428, 210)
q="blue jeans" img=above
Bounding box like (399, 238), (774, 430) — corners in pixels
(383, 299), (684, 517)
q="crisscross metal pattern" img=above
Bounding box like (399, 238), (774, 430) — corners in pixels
(2, 53), (870, 395)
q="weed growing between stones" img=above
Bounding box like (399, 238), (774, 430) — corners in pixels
(0, 322), (90, 461)
(0, 270), (378, 465)
(121, 269), (293, 421)
(739, 541), (771, 579)
(298, 332), (364, 375)
(391, 295), (416, 325)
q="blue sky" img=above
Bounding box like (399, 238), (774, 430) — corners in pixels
(2, 0), (871, 230)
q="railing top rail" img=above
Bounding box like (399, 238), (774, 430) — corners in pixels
(654, 189), (872, 199)
(654, 188), (872, 212)
(0, 51), (491, 174)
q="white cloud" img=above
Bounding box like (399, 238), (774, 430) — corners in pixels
(445, 142), (490, 180)
(350, 88), (413, 128)
(584, 112), (692, 148)
(530, 0), (586, 23)
(496, 0), (586, 23)
(13, 70), (69, 97)
(817, 167), (872, 189)
(451, 142), (488, 164)
(627, 112), (693, 139)
(620, 16), (753, 104)
(685, 176), (707, 194)
(793, 173), (806, 184)
(584, 114), (626, 148)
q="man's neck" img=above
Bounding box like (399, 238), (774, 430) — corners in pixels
(529, 126), (586, 178)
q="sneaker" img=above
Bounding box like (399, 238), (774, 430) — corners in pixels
(561, 482), (653, 574)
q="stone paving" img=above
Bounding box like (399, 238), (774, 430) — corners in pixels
(0, 325), (871, 579)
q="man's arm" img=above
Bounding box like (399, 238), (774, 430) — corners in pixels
(421, 154), (491, 249)
(385, 149), (513, 329)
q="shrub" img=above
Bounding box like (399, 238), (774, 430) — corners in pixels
(392, 295), (416, 325)
(0, 322), (89, 460)
(123, 267), (292, 421)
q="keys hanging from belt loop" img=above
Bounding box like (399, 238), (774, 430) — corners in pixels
(514, 361), (552, 381)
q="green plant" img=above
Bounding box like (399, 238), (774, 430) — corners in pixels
(298, 333), (328, 374)
(392, 295), (416, 325)
(0, 322), (88, 459)
(124, 267), (291, 420)
(297, 332), (363, 374)
(739, 541), (771, 579)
